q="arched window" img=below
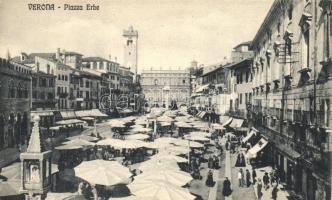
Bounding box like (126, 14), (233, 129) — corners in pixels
(8, 81), (15, 98)
(17, 83), (23, 98)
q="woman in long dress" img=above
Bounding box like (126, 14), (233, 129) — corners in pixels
(222, 177), (232, 197)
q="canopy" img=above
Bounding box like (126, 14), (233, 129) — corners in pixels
(242, 129), (257, 143)
(66, 135), (99, 142)
(157, 115), (174, 122)
(135, 169), (192, 186)
(126, 134), (150, 140)
(247, 138), (268, 158)
(74, 160), (132, 186)
(75, 109), (108, 118)
(196, 84), (209, 93)
(184, 135), (209, 142)
(97, 138), (146, 149)
(128, 180), (196, 200)
(219, 116), (232, 126)
(63, 138), (96, 146)
(59, 111), (77, 119)
(81, 117), (95, 121)
(49, 126), (62, 130)
(161, 146), (190, 155)
(56, 119), (85, 125)
(55, 144), (83, 150)
(229, 118), (244, 128)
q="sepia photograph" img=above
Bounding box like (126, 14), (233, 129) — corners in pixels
(0, 0), (331, 199)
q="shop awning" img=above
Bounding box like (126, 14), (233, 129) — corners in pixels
(247, 138), (268, 158)
(196, 84), (209, 93)
(199, 111), (207, 118)
(49, 126), (63, 130)
(229, 118), (244, 128)
(56, 119), (85, 125)
(221, 117), (233, 127)
(191, 93), (200, 98)
(242, 129), (257, 143)
(196, 111), (202, 117)
(276, 142), (301, 161)
(59, 111), (77, 119)
(81, 117), (95, 121)
(75, 109), (108, 118)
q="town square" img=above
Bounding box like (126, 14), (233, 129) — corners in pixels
(0, 0), (331, 199)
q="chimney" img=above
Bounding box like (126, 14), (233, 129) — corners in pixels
(109, 55), (111, 61)
(56, 48), (60, 61)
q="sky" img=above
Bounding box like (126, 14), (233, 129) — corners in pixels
(0, 0), (273, 72)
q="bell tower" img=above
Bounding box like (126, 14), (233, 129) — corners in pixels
(123, 26), (138, 82)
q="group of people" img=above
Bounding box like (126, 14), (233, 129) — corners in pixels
(237, 168), (255, 188)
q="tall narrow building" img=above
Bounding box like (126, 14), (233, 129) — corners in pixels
(123, 26), (138, 82)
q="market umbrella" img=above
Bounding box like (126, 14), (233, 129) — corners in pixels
(134, 169), (192, 186)
(97, 138), (144, 149)
(130, 124), (145, 129)
(172, 140), (204, 148)
(126, 134), (150, 140)
(108, 120), (126, 126)
(160, 122), (172, 127)
(66, 135), (99, 142)
(0, 181), (21, 197)
(162, 146), (190, 155)
(134, 119), (148, 125)
(189, 131), (212, 138)
(183, 135), (210, 142)
(63, 138), (96, 146)
(74, 160), (132, 186)
(55, 144), (83, 150)
(138, 158), (180, 172)
(175, 123), (192, 128)
(157, 115), (173, 122)
(150, 153), (188, 163)
(131, 127), (153, 133)
(128, 180), (196, 200)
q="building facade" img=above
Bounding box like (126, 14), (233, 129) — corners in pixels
(141, 69), (190, 107)
(231, 41), (254, 63)
(0, 59), (31, 168)
(226, 58), (253, 119)
(119, 66), (134, 94)
(250, 0), (331, 199)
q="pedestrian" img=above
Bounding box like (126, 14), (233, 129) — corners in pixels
(241, 168), (245, 186)
(257, 178), (263, 200)
(252, 168), (257, 185)
(246, 169), (251, 187)
(205, 170), (214, 187)
(222, 177), (232, 197)
(272, 185), (278, 200)
(238, 169), (242, 187)
(208, 156), (213, 169)
(263, 172), (270, 190)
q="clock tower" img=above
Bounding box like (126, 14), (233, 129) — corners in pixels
(123, 26), (138, 82)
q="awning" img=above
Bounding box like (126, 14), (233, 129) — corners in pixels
(31, 111), (54, 117)
(191, 93), (202, 98)
(220, 116), (230, 124)
(81, 117), (95, 121)
(59, 111), (77, 119)
(56, 119), (85, 125)
(196, 111), (202, 117)
(196, 84), (209, 93)
(199, 111), (207, 118)
(247, 138), (268, 158)
(229, 118), (244, 128)
(75, 109), (108, 118)
(242, 129), (257, 143)
(49, 126), (63, 130)
(276, 142), (301, 161)
(221, 117), (233, 127)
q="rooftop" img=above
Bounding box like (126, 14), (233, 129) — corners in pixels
(82, 56), (111, 62)
(233, 41), (252, 49)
